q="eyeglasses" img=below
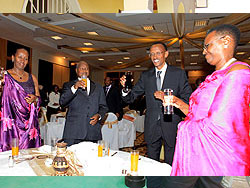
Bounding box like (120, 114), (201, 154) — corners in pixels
(149, 51), (164, 57)
(203, 36), (226, 51)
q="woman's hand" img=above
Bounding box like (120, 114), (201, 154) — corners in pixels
(172, 96), (189, 115)
(25, 94), (37, 104)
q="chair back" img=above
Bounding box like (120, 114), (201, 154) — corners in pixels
(101, 112), (119, 150)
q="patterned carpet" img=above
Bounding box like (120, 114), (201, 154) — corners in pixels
(119, 132), (148, 157)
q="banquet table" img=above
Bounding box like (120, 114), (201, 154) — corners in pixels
(0, 142), (171, 176)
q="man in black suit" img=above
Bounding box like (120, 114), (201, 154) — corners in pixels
(121, 41), (192, 187)
(103, 77), (123, 121)
(60, 61), (108, 146)
(121, 41), (192, 165)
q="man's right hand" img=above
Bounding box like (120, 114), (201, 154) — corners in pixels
(74, 80), (86, 90)
(120, 75), (126, 87)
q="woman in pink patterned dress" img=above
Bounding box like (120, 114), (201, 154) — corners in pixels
(157, 24), (250, 176)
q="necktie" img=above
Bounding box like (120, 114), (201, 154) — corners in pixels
(105, 87), (109, 95)
(156, 71), (162, 90)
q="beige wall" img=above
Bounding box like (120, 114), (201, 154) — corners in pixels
(0, 0), (25, 12)
(78, 0), (124, 13)
(32, 49), (69, 88)
(157, 0), (174, 13)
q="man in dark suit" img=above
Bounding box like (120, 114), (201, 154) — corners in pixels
(120, 41), (192, 187)
(60, 61), (108, 146)
(103, 77), (123, 121)
(121, 41), (192, 165)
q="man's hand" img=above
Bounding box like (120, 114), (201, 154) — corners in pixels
(74, 80), (86, 90)
(90, 114), (100, 126)
(154, 90), (164, 101)
(120, 75), (126, 87)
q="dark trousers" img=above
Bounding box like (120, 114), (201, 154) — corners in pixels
(146, 120), (175, 188)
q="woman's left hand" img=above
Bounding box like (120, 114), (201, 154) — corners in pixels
(25, 94), (37, 104)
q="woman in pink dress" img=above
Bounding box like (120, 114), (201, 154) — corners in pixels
(156, 24), (250, 176)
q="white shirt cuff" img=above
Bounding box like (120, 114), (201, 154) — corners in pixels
(71, 85), (77, 94)
(122, 89), (129, 97)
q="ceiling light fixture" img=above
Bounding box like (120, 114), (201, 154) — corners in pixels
(194, 20), (208, 27)
(83, 42), (93, 46)
(142, 25), (155, 31)
(123, 57), (130, 60)
(117, 61), (123, 64)
(87, 31), (99, 35)
(236, 52), (246, 55)
(38, 17), (52, 22)
(191, 54), (199, 57)
(190, 62), (198, 65)
(51, 36), (62, 40)
(98, 58), (104, 61)
(81, 50), (89, 53)
(135, 65), (141, 68)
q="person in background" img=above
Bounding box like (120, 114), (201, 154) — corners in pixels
(103, 76), (123, 121)
(47, 84), (60, 121)
(60, 61), (108, 146)
(120, 41), (192, 188)
(38, 84), (48, 108)
(0, 48), (41, 151)
(158, 24), (250, 177)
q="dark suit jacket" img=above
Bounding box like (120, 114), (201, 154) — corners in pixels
(60, 79), (108, 141)
(122, 65), (192, 147)
(103, 85), (123, 120)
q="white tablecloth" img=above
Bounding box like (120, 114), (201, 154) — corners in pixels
(0, 142), (171, 176)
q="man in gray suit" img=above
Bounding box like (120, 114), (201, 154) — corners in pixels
(60, 61), (108, 146)
(121, 42), (192, 187)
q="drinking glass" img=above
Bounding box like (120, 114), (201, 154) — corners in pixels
(130, 150), (139, 175)
(104, 142), (110, 157)
(163, 89), (174, 115)
(0, 67), (5, 86)
(12, 138), (19, 159)
(98, 140), (105, 157)
(51, 137), (58, 154)
(81, 72), (87, 90)
(123, 72), (132, 93)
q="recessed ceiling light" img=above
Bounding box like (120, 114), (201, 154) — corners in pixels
(51, 36), (62, 40)
(123, 57), (130, 60)
(191, 54), (199, 57)
(135, 65), (141, 68)
(194, 20), (208, 27)
(81, 51), (89, 53)
(87, 31), (99, 35)
(190, 62), (198, 65)
(83, 42), (93, 46)
(236, 52), (246, 55)
(142, 25), (155, 31)
(98, 58), (104, 61)
(176, 59), (181, 62)
(117, 61), (123, 64)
